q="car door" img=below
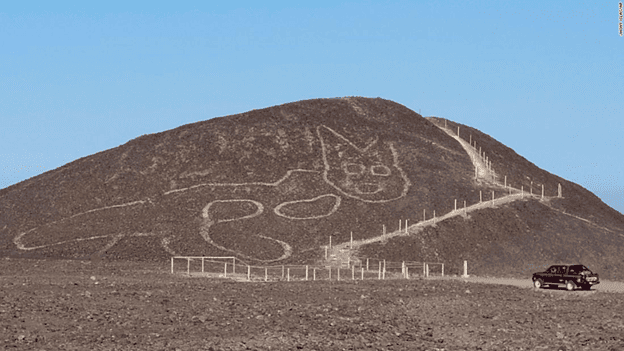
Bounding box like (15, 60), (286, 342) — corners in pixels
(543, 266), (558, 284)
(556, 266), (568, 284)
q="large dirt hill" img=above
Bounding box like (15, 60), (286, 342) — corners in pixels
(1, 97), (623, 278)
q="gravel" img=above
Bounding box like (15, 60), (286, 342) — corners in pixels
(2, 258), (624, 350)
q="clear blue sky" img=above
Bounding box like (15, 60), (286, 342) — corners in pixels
(1, 1), (623, 214)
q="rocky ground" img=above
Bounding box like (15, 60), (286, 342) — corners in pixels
(1, 258), (624, 351)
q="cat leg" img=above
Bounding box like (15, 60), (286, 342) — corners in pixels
(199, 199), (294, 262)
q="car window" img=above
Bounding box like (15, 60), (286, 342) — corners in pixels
(548, 266), (558, 274)
(569, 265), (580, 274)
(557, 266), (567, 274)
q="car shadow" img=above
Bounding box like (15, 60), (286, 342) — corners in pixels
(541, 284), (594, 291)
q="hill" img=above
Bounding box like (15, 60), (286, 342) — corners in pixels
(1, 97), (623, 278)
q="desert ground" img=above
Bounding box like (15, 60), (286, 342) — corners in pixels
(1, 258), (624, 351)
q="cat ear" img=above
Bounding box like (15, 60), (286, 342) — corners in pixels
(317, 125), (378, 161)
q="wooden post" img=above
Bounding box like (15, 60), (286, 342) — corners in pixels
(462, 260), (469, 278)
(337, 267), (340, 281)
(504, 175), (507, 188)
(382, 260), (386, 280)
(329, 236), (332, 249)
(171, 257), (174, 274)
(313, 268), (316, 281)
(350, 231), (353, 249)
(542, 184), (544, 199)
(475, 166), (478, 179)
(287, 268), (290, 282)
(492, 190), (495, 203)
(405, 219), (408, 233)
(426, 264), (429, 278)
(423, 209), (426, 221)
(187, 258), (191, 276)
(247, 265), (251, 281)
(224, 262), (227, 278)
(423, 262), (426, 277)
(558, 183), (562, 198)
(470, 134), (472, 144)
(383, 224), (386, 236)
(361, 267), (364, 280)
(530, 181), (533, 195)
(441, 263), (444, 277)
(306, 265), (309, 281)
(464, 200), (466, 215)
(201, 257), (205, 273)
(457, 126), (460, 136)
(521, 186), (524, 198)
(352, 265), (355, 280)
(402, 261), (405, 278)
(233, 259), (236, 275)
(265, 267), (268, 282)
(366, 258), (369, 271)
(445, 119), (447, 129)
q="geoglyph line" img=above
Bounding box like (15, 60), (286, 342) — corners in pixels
(329, 120), (615, 263)
(163, 169), (320, 195)
(327, 121), (540, 262)
(14, 124), (410, 260)
(317, 125), (411, 203)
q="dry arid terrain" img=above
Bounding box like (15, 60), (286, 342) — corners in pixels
(2, 258), (624, 351)
(2, 97), (624, 350)
(3, 97), (624, 279)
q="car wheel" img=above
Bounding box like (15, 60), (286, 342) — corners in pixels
(581, 284), (591, 291)
(533, 278), (544, 289)
(566, 281), (577, 291)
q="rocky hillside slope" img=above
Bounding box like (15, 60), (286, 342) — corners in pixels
(1, 97), (623, 278)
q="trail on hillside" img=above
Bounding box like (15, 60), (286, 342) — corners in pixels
(325, 124), (540, 265)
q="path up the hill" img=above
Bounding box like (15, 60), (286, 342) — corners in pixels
(325, 122), (540, 267)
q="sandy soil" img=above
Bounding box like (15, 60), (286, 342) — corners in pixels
(438, 276), (624, 294)
(2, 258), (624, 351)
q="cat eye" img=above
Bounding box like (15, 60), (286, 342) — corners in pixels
(371, 165), (391, 176)
(343, 163), (366, 175)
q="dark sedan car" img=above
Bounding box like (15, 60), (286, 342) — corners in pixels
(532, 264), (599, 291)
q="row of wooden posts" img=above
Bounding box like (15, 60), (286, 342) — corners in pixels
(242, 261), (440, 281)
(171, 256), (443, 281)
(446, 120), (562, 199)
(374, 184), (561, 236)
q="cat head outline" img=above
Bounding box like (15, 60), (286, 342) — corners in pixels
(317, 125), (411, 203)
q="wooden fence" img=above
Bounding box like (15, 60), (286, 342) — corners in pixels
(170, 256), (445, 282)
